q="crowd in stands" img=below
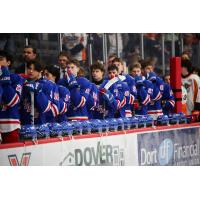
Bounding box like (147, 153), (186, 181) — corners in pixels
(0, 33), (200, 144)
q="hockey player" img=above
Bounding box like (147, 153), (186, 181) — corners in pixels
(161, 82), (175, 115)
(162, 74), (175, 115)
(58, 59), (92, 121)
(112, 58), (136, 117)
(90, 62), (119, 119)
(91, 61), (105, 86)
(0, 51), (24, 143)
(44, 65), (70, 122)
(20, 61), (59, 125)
(146, 72), (163, 119)
(104, 65), (131, 118)
(129, 63), (153, 114)
(181, 59), (200, 115)
(133, 75), (150, 115)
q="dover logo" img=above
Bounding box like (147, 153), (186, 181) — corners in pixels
(59, 142), (125, 166)
(8, 153), (31, 166)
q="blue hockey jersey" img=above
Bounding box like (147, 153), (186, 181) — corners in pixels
(93, 79), (120, 119)
(0, 73), (24, 133)
(162, 83), (175, 115)
(87, 83), (98, 119)
(58, 76), (92, 120)
(57, 85), (70, 122)
(20, 78), (58, 125)
(147, 72), (163, 119)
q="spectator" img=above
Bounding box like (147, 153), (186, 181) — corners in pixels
(57, 51), (71, 79)
(107, 53), (117, 67)
(183, 33), (199, 67)
(15, 45), (38, 74)
(0, 51), (24, 143)
(62, 33), (87, 66)
(107, 34), (123, 58)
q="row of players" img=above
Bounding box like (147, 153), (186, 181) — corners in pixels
(0, 50), (175, 143)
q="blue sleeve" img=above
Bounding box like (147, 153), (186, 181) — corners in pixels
(58, 86), (70, 115)
(70, 77), (92, 108)
(162, 83), (175, 110)
(1, 74), (24, 108)
(137, 86), (150, 106)
(87, 84), (98, 110)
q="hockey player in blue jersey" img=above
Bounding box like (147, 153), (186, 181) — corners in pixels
(58, 59), (92, 121)
(133, 75), (151, 115)
(101, 65), (131, 118)
(129, 62), (154, 98)
(142, 59), (174, 115)
(162, 75), (175, 115)
(90, 62), (119, 119)
(21, 61), (59, 125)
(44, 65), (70, 123)
(146, 72), (163, 119)
(0, 51), (24, 143)
(112, 58), (136, 114)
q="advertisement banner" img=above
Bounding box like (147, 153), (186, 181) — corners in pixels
(137, 126), (200, 166)
(0, 133), (138, 166)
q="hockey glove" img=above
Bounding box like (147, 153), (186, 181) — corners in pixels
(24, 81), (43, 93)
(0, 66), (11, 85)
(135, 75), (143, 88)
(67, 69), (78, 89)
(99, 88), (114, 103)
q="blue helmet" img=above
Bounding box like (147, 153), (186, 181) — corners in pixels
(108, 118), (118, 131)
(147, 72), (157, 82)
(135, 75), (143, 87)
(82, 120), (92, 134)
(20, 125), (37, 140)
(60, 122), (74, 136)
(116, 118), (124, 130)
(90, 119), (103, 133)
(70, 121), (83, 135)
(101, 119), (110, 132)
(130, 116), (139, 128)
(36, 124), (50, 138)
(157, 115), (169, 125)
(122, 117), (131, 130)
(48, 123), (63, 137)
(146, 115), (154, 127)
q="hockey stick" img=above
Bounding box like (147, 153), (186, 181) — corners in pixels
(30, 92), (34, 125)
